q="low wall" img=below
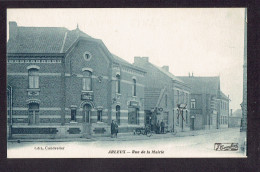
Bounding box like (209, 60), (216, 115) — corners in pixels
(9, 123), (111, 139)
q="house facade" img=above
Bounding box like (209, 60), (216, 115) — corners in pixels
(7, 21), (146, 139)
(134, 57), (191, 132)
(178, 75), (229, 130)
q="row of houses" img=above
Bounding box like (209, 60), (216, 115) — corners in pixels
(7, 21), (230, 139)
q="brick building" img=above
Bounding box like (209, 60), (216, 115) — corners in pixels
(134, 57), (191, 132)
(178, 75), (230, 130)
(7, 21), (146, 138)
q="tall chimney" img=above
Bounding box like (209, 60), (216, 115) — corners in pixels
(162, 66), (169, 72)
(142, 57), (149, 62)
(189, 72), (190, 77)
(230, 109), (233, 116)
(192, 72), (194, 77)
(9, 21), (18, 40)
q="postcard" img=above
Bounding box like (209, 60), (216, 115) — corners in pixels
(6, 8), (247, 158)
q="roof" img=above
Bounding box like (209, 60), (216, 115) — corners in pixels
(7, 26), (93, 54)
(178, 76), (220, 95)
(7, 22), (146, 73)
(112, 54), (146, 73)
(220, 90), (229, 100)
(144, 87), (163, 110)
(147, 63), (185, 84)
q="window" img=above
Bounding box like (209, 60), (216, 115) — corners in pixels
(28, 68), (39, 89)
(116, 105), (120, 125)
(128, 107), (139, 124)
(116, 74), (120, 94)
(186, 93), (189, 104)
(97, 110), (102, 122)
(82, 70), (92, 91)
(181, 92), (184, 103)
(191, 99), (196, 109)
(132, 79), (136, 96)
(83, 52), (92, 61)
(28, 103), (39, 124)
(71, 109), (76, 121)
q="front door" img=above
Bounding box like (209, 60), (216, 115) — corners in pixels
(82, 104), (92, 137)
(83, 104), (91, 123)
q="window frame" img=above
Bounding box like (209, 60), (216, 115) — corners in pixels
(191, 98), (196, 109)
(97, 110), (102, 122)
(116, 74), (121, 94)
(132, 78), (137, 96)
(28, 103), (39, 125)
(82, 70), (92, 91)
(28, 68), (39, 89)
(71, 109), (77, 122)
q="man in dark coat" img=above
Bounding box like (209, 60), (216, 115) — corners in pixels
(160, 120), (165, 134)
(111, 120), (115, 138)
(156, 120), (160, 134)
(114, 122), (118, 138)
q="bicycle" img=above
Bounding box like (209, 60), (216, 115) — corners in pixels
(134, 125), (152, 137)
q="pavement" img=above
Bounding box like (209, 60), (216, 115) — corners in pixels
(8, 127), (237, 143)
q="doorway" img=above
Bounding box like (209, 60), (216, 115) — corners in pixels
(191, 118), (195, 130)
(82, 103), (92, 137)
(83, 104), (92, 123)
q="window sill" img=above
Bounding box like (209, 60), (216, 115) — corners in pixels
(82, 90), (93, 93)
(27, 88), (40, 92)
(70, 121), (78, 124)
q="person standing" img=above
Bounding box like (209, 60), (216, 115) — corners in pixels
(156, 120), (160, 134)
(111, 120), (115, 138)
(161, 120), (165, 134)
(114, 121), (118, 138)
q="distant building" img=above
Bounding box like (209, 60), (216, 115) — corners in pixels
(229, 109), (242, 128)
(7, 21), (146, 138)
(134, 57), (191, 132)
(178, 75), (229, 130)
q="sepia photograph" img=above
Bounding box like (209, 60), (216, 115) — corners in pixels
(6, 8), (247, 158)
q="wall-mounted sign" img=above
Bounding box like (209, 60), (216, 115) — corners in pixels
(130, 101), (139, 107)
(81, 92), (93, 101)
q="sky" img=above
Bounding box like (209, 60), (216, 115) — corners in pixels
(7, 8), (246, 110)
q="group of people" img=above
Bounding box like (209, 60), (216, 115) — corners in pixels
(111, 119), (166, 138)
(111, 120), (118, 138)
(154, 120), (165, 134)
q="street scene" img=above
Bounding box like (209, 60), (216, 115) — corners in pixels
(6, 8), (247, 158)
(8, 128), (244, 158)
